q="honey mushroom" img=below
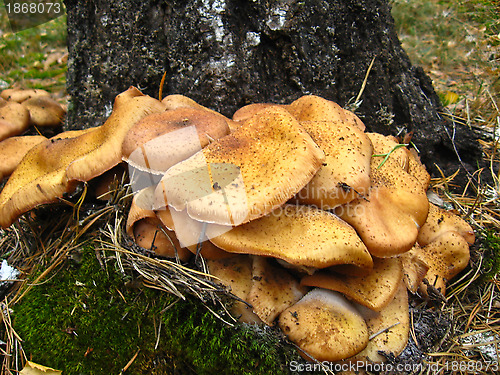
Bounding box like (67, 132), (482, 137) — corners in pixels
(0, 87), (166, 228)
(0, 90), (477, 366)
(155, 106), (325, 226)
(126, 186), (191, 261)
(0, 101), (31, 141)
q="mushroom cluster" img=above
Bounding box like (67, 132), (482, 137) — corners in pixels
(0, 88), (66, 182)
(0, 87), (475, 365)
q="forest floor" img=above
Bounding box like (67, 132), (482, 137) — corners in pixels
(0, 1), (499, 374)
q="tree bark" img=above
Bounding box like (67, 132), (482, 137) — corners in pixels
(64, 0), (482, 181)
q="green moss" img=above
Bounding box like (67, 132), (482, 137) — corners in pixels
(11, 247), (300, 374)
(479, 230), (500, 282)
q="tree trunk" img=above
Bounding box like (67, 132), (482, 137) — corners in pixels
(64, 0), (482, 182)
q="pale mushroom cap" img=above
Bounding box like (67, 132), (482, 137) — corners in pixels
(279, 288), (369, 362)
(122, 107), (230, 173)
(247, 256), (308, 325)
(301, 257), (402, 311)
(0, 101), (31, 140)
(286, 95), (366, 131)
(21, 96), (66, 127)
(350, 281), (410, 363)
(210, 204), (373, 271)
(0, 135), (47, 179)
(207, 255), (263, 324)
(1, 88), (50, 102)
(417, 203), (475, 246)
(294, 120), (372, 208)
(0, 87), (166, 228)
(156, 106), (325, 226)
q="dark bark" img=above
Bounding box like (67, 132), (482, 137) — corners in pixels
(64, 0), (482, 182)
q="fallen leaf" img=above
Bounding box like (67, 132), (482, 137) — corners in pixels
(20, 361), (62, 375)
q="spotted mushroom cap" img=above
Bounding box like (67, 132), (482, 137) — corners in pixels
(210, 204), (373, 271)
(294, 119), (372, 208)
(1, 88), (50, 103)
(0, 101), (30, 141)
(417, 231), (471, 296)
(335, 139), (429, 257)
(207, 255), (263, 324)
(247, 256), (308, 325)
(287, 95), (366, 131)
(278, 288), (369, 362)
(301, 257), (403, 311)
(349, 281), (410, 363)
(0, 87), (166, 228)
(21, 96), (66, 127)
(0, 135), (47, 179)
(417, 203), (475, 246)
(155, 106), (325, 226)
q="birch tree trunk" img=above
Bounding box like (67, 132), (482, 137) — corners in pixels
(64, 0), (482, 181)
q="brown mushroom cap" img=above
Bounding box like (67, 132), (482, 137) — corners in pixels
(247, 256), (308, 325)
(294, 120), (372, 208)
(0, 135), (47, 179)
(367, 132), (409, 170)
(398, 245), (430, 294)
(162, 94), (240, 132)
(210, 204), (373, 271)
(0, 87), (166, 228)
(127, 187), (191, 261)
(0, 101), (31, 141)
(301, 257), (402, 311)
(207, 255), (263, 324)
(122, 107), (230, 174)
(335, 144), (429, 257)
(417, 203), (475, 246)
(21, 96), (66, 127)
(286, 95), (366, 131)
(278, 288), (369, 362)
(232, 103), (287, 123)
(133, 217), (191, 261)
(1, 88), (50, 102)
(408, 148), (431, 189)
(156, 106), (325, 226)
(417, 231), (471, 296)
(350, 281), (410, 363)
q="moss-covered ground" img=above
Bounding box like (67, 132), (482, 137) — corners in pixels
(11, 246), (299, 374)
